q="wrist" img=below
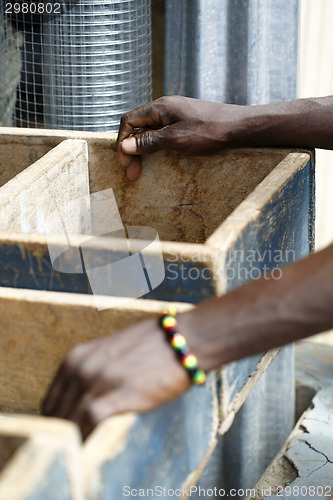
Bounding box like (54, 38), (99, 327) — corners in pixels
(176, 303), (233, 373)
(159, 308), (207, 385)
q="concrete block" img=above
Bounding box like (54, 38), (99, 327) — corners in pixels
(246, 343), (333, 500)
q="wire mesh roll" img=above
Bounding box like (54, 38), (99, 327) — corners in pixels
(1, 0), (152, 132)
(0, 17), (23, 126)
(42, 0), (152, 131)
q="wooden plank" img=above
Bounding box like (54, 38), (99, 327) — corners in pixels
(0, 139), (89, 234)
(82, 382), (219, 500)
(0, 233), (221, 302)
(195, 153), (315, 495)
(0, 129), (290, 243)
(0, 127), (114, 190)
(0, 416), (82, 500)
(217, 154), (313, 423)
(87, 145), (289, 244)
(0, 289), (193, 414)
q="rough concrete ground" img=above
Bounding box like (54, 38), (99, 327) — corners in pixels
(245, 341), (333, 500)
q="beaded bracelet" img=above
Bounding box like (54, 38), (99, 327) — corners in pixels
(159, 306), (206, 386)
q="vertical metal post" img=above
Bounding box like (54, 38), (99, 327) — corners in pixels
(164, 0), (299, 495)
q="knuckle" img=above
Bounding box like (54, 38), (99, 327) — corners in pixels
(138, 102), (154, 119)
(155, 95), (172, 112)
(120, 112), (130, 127)
(155, 95), (184, 123)
(74, 362), (96, 389)
(160, 95), (182, 106)
(82, 403), (103, 428)
(138, 131), (158, 152)
(75, 365), (89, 383)
(155, 96), (168, 106)
(63, 345), (91, 379)
(64, 346), (82, 368)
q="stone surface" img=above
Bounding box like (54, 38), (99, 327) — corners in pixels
(246, 342), (333, 500)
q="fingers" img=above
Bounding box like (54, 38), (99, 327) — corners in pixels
(116, 102), (163, 169)
(117, 98), (180, 180)
(118, 145), (133, 171)
(119, 129), (167, 181)
(120, 126), (187, 179)
(121, 128), (172, 156)
(69, 390), (130, 440)
(42, 343), (94, 417)
(42, 316), (193, 440)
(126, 156), (142, 181)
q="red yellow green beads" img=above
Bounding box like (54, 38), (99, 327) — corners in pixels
(159, 307), (206, 386)
(170, 333), (187, 350)
(192, 369), (207, 385)
(161, 306), (178, 317)
(160, 315), (177, 331)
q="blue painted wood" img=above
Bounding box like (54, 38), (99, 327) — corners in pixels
(193, 157), (315, 498)
(225, 159), (312, 292)
(222, 159), (313, 404)
(89, 377), (216, 500)
(145, 260), (215, 303)
(0, 242), (216, 303)
(25, 456), (72, 500)
(0, 242), (91, 294)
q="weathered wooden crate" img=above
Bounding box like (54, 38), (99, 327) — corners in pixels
(0, 415), (82, 500)
(0, 128), (314, 498)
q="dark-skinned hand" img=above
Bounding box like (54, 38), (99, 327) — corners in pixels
(42, 318), (192, 439)
(117, 94), (333, 180)
(116, 95), (247, 180)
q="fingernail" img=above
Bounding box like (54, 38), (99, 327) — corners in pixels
(121, 137), (137, 154)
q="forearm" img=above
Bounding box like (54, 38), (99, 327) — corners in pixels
(118, 94), (333, 179)
(230, 95), (333, 150)
(179, 243), (333, 372)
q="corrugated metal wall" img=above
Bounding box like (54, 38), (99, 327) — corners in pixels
(164, 0), (298, 104)
(299, 0), (333, 344)
(299, 0), (333, 250)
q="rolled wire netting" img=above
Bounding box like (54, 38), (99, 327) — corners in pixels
(42, 0), (152, 131)
(0, 16), (23, 126)
(1, 0), (152, 132)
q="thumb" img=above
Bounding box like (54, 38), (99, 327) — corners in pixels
(121, 128), (170, 156)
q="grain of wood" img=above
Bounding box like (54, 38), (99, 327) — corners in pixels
(0, 287), (193, 414)
(0, 140), (89, 234)
(0, 415), (82, 500)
